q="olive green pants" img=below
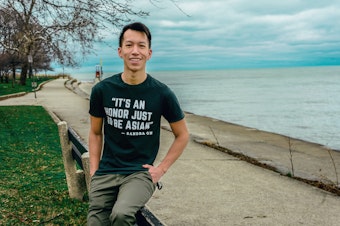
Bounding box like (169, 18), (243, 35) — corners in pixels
(87, 171), (155, 226)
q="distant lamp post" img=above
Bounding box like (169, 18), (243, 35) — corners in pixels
(28, 55), (37, 98)
(28, 55), (33, 78)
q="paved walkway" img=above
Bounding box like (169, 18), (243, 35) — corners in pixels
(1, 78), (340, 226)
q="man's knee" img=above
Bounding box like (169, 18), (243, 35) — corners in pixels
(88, 210), (111, 226)
(110, 207), (136, 226)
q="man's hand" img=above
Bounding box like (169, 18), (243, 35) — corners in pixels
(142, 164), (165, 183)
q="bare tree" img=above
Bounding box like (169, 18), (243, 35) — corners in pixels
(0, 8), (25, 85)
(0, 0), (158, 85)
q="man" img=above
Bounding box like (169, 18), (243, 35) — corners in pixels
(87, 22), (189, 225)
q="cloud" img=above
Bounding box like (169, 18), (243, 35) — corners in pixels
(55, 0), (340, 74)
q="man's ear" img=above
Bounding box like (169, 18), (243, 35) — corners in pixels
(118, 47), (122, 58)
(147, 49), (153, 60)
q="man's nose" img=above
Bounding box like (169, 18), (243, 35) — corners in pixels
(132, 45), (139, 53)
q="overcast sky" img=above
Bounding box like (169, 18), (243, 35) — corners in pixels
(57, 0), (340, 74)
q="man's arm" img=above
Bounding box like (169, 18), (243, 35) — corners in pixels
(88, 115), (103, 177)
(143, 118), (189, 183)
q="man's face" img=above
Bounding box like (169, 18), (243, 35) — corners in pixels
(118, 29), (152, 73)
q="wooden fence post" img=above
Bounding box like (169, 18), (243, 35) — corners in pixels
(81, 152), (91, 192)
(57, 121), (86, 200)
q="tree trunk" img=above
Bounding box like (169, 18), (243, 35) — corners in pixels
(12, 65), (16, 88)
(20, 64), (28, 85)
(12, 66), (16, 80)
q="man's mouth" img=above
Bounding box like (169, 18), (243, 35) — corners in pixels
(130, 58), (141, 63)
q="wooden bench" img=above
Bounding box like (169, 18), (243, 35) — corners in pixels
(57, 121), (164, 226)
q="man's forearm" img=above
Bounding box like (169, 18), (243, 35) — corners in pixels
(157, 132), (189, 173)
(143, 120), (189, 183)
(88, 133), (103, 176)
(158, 118), (189, 173)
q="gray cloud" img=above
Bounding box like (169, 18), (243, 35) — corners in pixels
(59, 0), (340, 73)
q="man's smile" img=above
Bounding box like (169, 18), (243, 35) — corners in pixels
(129, 58), (141, 63)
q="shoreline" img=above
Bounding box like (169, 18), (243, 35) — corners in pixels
(181, 112), (340, 194)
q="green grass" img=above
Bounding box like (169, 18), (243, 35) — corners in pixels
(0, 76), (57, 96)
(0, 106), (87, 225)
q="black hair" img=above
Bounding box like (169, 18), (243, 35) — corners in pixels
(119, 22), (152, 48)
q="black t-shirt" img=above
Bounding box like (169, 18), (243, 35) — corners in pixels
(89, 73), (184, 175)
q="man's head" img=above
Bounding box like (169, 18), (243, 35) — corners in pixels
(119, 22), (152, 48)
(118, 22), (153, 76)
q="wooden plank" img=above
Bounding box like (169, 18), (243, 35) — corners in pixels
(68, 127), (88, 169)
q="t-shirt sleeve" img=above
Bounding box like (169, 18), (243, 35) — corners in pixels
(162, 87), (185, 123)
(89, 84), (106, 118)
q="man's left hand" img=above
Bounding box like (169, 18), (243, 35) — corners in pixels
(142, 164), (165, 183)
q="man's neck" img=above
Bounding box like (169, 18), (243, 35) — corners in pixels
(121, 71), (147, 85)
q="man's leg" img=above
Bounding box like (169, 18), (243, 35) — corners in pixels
(87, 174), (124, 226)
(110, 171), (156, 226)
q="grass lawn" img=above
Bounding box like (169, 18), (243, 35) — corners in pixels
(0, 76), (57, 96)
(0, 106), (88, 225)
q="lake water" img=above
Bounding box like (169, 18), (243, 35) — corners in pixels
(74, 66), (340, 151)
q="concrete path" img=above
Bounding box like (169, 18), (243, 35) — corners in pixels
(1, 78), (340, 226)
